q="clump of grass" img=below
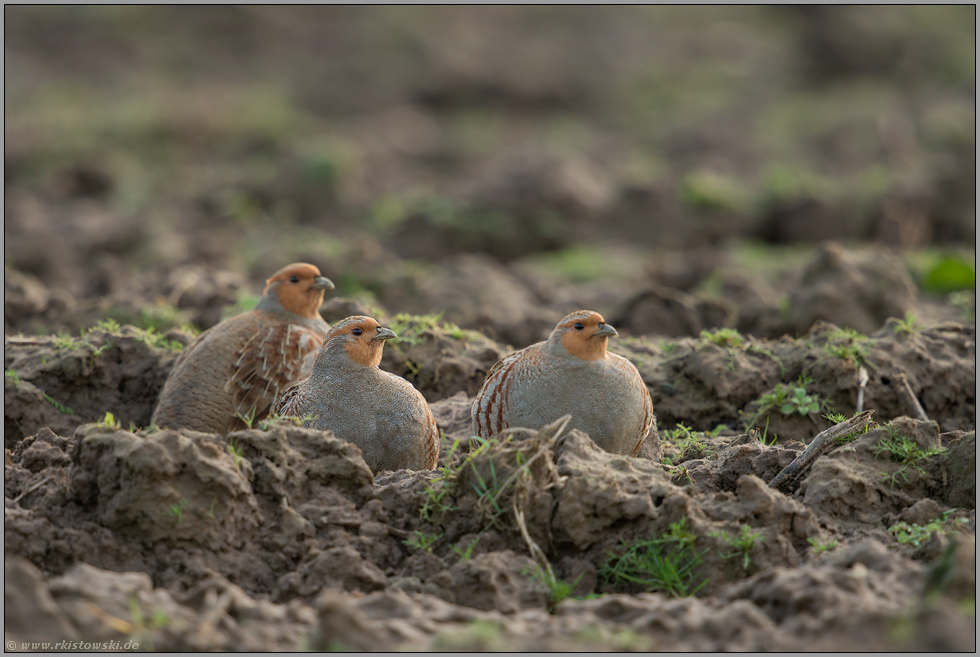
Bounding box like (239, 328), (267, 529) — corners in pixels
(54, 330), (82, 351)
(662, 423), (707, 464)
(388, 312), (469, 346)
(162, 498), (189, 525)
(875, 424), (946, 463)
(756, 416), (778, 447)
(700, 327), (745, 349)
(823, 327), (871, 366)
(43, 393), (74, 416)
(418, 435), (465, 523)
(234, 407), (259, 430)
(807, 537), (839, 555)
(86, 318), (121, 334)
(522, 563), (582, 613)
(893, 312), (918, 336)
(824, 411), (876, 445)
(466, 438), (513, 527)
(5, 369), (21, 384)
(137, 327), (184, 352)
(888, 510), (968, 548)
(99, 411), (122, 430)
(385, 312), (461, 378)
(711, 525), (764, 571)
(873, 424), (946, 487)
(598, 517), (708, 598)
(744, 375), (827, 431)
(403, 530), (443, 553)
(451, 536), (480, 562)
(257, 411), (319, 430)
(227, 440), (245, 470)
(698, 327), (783, 372)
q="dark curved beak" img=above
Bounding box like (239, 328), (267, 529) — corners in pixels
(309, 276), (335, 291)
(372, 327), (397, 341)
(593, 323), (618, 338)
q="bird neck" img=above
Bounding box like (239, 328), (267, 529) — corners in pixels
(316, 338), (383, 371)
(344, 339), (385, 368)
(254, 287), (322, 324)
(256, 282), (323, 320)
(557, 332), (608, 362)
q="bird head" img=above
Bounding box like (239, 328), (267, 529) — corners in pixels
(324, 315), (397, 367)
(262, 263), (334, 319)
(550, 310), (618, 361)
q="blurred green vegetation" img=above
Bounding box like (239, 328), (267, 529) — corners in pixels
(921, 256), (976, 294)
(3, 6), (975, 314)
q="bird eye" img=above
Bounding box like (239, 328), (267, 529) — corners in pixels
(352, 328), (363, 336)
(289, 275), (300, 283)
(574, 322), (584, 331)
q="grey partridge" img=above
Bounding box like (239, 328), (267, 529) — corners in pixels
(275, 316), (439, 473)
(151, 263), (334, 434)
(471, 310), (655, 456)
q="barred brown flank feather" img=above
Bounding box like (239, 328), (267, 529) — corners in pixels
(225, 324), (320, 420)
(274, 379), (306, 416)
(471, 310), (656, 456)
(424, 403), (439, 470)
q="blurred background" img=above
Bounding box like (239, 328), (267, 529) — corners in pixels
(4, 5), (976, 345)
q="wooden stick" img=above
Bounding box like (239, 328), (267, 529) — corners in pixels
(768, 410), (875, 490)
(12, 475), (51, 503)
(894, 373), (930, 422)
(856, 366), (868, 414)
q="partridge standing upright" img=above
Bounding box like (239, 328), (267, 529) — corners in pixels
(152, 263), (334, 434)
(275, 316), (439, 473)
(471, 310), (654, 456)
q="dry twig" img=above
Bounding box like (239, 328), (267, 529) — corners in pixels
(12, 475), (52, 503)
(893, 373), (930, 422)
(856, 366), (869, 414)
(768, 410), (875, 490)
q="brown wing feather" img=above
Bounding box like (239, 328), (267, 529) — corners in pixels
(472, 345), (532, 438)
(423, 400), (440, 470)
(225, 324), (322, 422)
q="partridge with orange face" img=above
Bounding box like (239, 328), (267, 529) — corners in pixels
(151, 263), (334, 434)
(471, 310), (655, 456)
(275, 316), (439, 473)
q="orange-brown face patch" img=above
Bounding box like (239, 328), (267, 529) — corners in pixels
(265, 263), (327, 318)
(557, 310), (610, 361)
(331, 316), (387, 367)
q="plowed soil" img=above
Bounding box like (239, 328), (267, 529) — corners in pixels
(4, 6), (976, 652)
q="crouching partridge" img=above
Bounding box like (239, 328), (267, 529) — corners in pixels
(471, 310), (654, 456)
(274, 316), (439, 473)
(152, 263), (334, 434)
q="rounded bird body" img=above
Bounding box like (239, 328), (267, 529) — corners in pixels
(472, 310), (654, 456)
(275, 316), (439, 473)
(152, 263), (333, 434)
